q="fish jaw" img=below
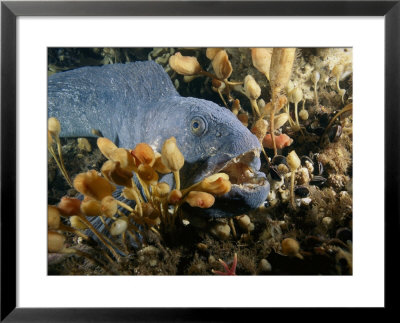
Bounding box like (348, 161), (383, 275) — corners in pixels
(179, 144), (269, 217)
(200, 148), (270, 217)
(182, 167), (270, 218)
(206, 171), (270, 217)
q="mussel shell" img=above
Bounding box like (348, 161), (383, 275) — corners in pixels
(309, 175), (327, 187)
(271, 155), (288, 167)
(294, 186), (310, 197)
(328, 124), (342, 142)
(319, 113), (330, 127)
(312, 155), (324, 175)
(303, 236), (324, 249)
(301, 155), (313, 167)
(336, 227), (352, 242)
(313, 127), (325, 136)
(316, 161), (324, 175)
(306, 122), (325, 136)
(269, 166), (282, 181)
(326, 238), (348, 249)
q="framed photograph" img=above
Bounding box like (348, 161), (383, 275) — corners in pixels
(1, 0), (397, 320)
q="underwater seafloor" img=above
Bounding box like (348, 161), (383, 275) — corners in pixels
(48, 48), (352, 275)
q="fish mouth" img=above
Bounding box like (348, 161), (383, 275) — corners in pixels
(184, 148), (270, 218)
(211, 149), (267, 189)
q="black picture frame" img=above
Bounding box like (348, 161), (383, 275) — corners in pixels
(1, 1), (398, 321)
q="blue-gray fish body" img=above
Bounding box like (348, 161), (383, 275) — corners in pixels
(48, 61), (269, 217)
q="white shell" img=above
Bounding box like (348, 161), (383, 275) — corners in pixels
(110, 218), (128, 236)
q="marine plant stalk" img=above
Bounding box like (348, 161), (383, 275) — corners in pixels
(250, 99), (261, 118)
(116, 200), (134, 213)
(261, 147), (271, 169)
(285, 103), (296, 128)
(48, 145), (73, 187)
(121, 232), (129, 255)
(294, 102), (300, 129)
(199, 70), (242, 87)
(127, 181), (143, 217)
(180, 182), (200, 197)
(60, 247), (114, 274)
(130, 179), (144, 203)
(269, 48), (296, 156)
(55, 137), (73, 187)
(99, 215), (111, 232)
(173, 170), (181, 191)
(126, 228), (141, 246)
(320, 103), (352, 144)
(77, 213), (121, 262)
(136, 176), (151, 202)
(290, 170), (296, 209)
(293, 102), (305, 136)
(229, 218), (237, 238)
(150, 227), (162, 237)
(314, 86), (319, 107)
(270, 98), (279, 156)
(58, 223), (89, 240)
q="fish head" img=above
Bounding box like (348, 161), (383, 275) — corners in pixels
(151, 96), (270, 217)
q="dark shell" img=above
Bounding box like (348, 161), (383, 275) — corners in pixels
(313, 127), (325, 136)
(294, 186), (310, 197)
(336, 227), (352, 242)
(269, 166), (282, 181)
(301, 155), (313, 167)
(328, 124), (342, 142)
(326, 238), (348, 249)
(316, 161), (324, 175)
(312, 155), (324, 175)
(271, 155), (288, 167)
(303, 236), (324, 249)
(309, 175), (327, 187)
(319, 112), (330, 127)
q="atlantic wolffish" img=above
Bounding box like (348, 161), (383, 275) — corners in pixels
(48, 61), (270, 217)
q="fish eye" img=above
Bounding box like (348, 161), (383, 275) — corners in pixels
(190, 116), (207, 136)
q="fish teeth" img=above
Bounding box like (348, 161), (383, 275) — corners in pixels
(211, 149), (259, 178)
(244, 169), (254, 178)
